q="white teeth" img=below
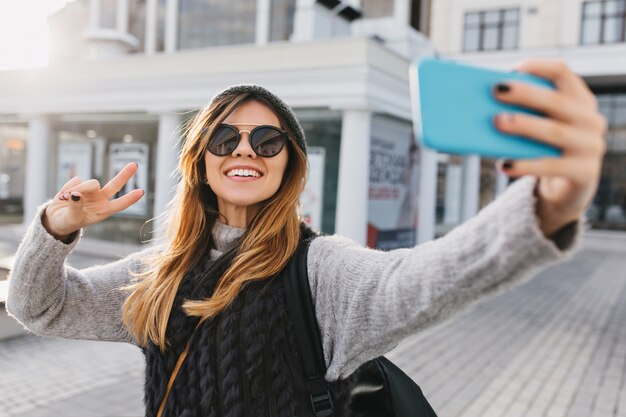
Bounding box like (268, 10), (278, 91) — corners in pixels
(226, 169), (261, 177)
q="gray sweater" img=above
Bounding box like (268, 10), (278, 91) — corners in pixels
(6, 176), (581, 381)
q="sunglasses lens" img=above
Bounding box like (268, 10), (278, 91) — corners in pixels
(251, 127), (286, 157)
(208, 125), (239, 156)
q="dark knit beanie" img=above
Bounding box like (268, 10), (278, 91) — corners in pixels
(210, 84), (307, 155)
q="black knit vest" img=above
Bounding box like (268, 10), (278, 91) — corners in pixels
(141, 225), (350, 417)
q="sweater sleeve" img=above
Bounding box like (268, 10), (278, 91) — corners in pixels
(5, 202), (155, 345)
(307, 176), (584, 381)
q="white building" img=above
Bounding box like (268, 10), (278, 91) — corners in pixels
(0, 0), (443, 249)
(430, 0), (626, 232)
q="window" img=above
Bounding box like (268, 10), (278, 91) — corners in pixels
(270, 0), (296, 42)
(463, 8), (519, 52)
(178, 0), (256, 49)
(588, 92), (626, 231)
(362, 0), (394, 18)
(581, 0), (626, 44)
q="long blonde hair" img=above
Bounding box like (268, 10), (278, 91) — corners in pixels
(120, 92), (308, 351)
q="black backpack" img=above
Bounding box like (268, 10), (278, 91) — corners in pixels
(283, 237), (439, 417)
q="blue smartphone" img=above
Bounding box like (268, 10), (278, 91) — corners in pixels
(409, 58), (562, 159)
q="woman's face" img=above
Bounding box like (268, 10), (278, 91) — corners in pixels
(204, 100), (289, 221)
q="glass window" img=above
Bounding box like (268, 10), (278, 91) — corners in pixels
(582, 17), (602, 43)
(585, 1), (603, 17)
(503, 9), (519, 23)
(463, 28), (480, 51)
(295, 109), (342, 235)
(270, 0), (296, 42)
(0, 125), (27, 224)
(178, 0), (256, 49)
(581, 0), (626, 44)
(589, 92), (626, 231)
(482, 26), (499, 50)
(362, 0), (394, 18)
(463, 8), (519, 52)
(501, 25), (518, 49)
(465, 12), (480, 27)
(604, 17), (623, 42)
(435, 154), (464, 237)
(483, 11), (500, 24)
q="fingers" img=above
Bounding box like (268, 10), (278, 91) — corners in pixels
(58, 179), (101, 201)
(107, 189), (145, 215)
(493, 80), (598, 125)
(513, 58), (595, 103)
(59, 176), (82, 193)
(498, 157), (598, 186)
(493, 112), (605, 156)
(101, 162), (138, 199)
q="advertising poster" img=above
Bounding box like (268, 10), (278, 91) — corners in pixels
(367, 116), (419, 250)
(57, 142), (93, 191)
(300, 147), (325, 230)
(108, 142), (149, 217)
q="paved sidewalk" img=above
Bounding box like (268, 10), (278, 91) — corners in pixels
(0, 231), (624, 417)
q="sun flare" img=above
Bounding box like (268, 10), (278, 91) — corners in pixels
(0, 0), (70, 71)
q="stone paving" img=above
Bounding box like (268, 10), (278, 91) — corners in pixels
(0, 231), (624, 417)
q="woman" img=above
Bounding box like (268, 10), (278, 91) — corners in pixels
(6, 59), (606, 417)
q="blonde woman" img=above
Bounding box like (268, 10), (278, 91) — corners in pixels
(7, 59), (606, 417)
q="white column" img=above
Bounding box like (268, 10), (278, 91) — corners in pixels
(164, 0), (179, 53)
(144, 0), (158, 54)
(335, 110), (371, 245)
(256, 0), (271, 45)
(393, 0), (411, 24)
(153, 113), (183, 235)
(89, 0), (101, 30)
(117, 0), (129, 33)
(23, 115), (51, 226)
(291, 0), (316, 42)
(417, 147), (438, 243)
(495, 170), (509, 197)
(461, 155), (480, 221)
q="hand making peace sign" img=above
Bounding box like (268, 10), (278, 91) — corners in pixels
(42, 162), (145, 241)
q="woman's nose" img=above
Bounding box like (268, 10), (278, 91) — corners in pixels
(231, 132), (257, 158)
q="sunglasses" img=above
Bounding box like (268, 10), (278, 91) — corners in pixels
(206, 123), (288, 157)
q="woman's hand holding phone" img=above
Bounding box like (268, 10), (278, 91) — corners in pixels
(493, 59), (608, 237)
(42, 162), (145, 242)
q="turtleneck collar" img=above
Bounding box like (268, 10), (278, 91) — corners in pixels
(210, 220), (246, 259)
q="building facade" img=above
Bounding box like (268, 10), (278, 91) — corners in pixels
(430, 0), (626, 231)
(0, 0), (443, 248)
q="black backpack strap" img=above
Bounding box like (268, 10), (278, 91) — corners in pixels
(283, 237), (334, 417)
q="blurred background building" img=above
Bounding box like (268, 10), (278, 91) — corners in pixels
(0, 0), (624, 251)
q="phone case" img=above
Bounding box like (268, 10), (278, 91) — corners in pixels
(410, 57), (562, 159)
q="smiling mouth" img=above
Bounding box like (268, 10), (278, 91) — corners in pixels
(225, 168), (263, 178)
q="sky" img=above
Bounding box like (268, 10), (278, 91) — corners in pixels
(0, 0), (72, 71)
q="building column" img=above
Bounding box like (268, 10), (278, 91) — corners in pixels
(117, 0), (129, 33)
(417, 147), (438, 243)
(89, 0), (101, 30)
(144, 0), (158, 54)
(153, 113), (183, 235)
(393, 0), (411, 24)
(256, 0), (271, 45)
(461, 155), (480, 221)
(23, 115), (51, 226)
(164, 0), (179, 53)
(335, 109), (371, 245)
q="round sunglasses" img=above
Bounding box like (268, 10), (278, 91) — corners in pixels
(206, 124), (288, 157)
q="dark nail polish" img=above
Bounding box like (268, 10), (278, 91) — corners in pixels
(496, 83), (511, 93)
(71, 195), (80, 202)
(503, 160), (514, 170)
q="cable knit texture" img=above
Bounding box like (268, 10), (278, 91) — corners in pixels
(6, 176), (583, 388)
